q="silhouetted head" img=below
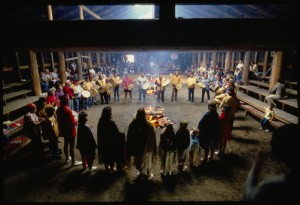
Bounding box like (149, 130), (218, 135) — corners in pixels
(100, 106), (112, 120)
(271, 124), (299, 170)
(135, 107), (147, 122)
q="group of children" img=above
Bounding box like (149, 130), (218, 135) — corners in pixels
(158, 103), (233, 176)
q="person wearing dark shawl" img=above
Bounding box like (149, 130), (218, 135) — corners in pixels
(126, 107), (157, 180)
(97, 106), (124, 173)
(198, 100), (221, 163)
(77, 111), (97, 172)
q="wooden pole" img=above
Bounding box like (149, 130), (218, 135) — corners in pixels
(15, 51), (22, 81)
(269, 51), (283, 89)
(50, 52), (55, 71)
(224, 51), (231, 72)
(211, 51), (217, 69)
(82, 5), (102, 19)
(197, 52), (201, 67)
(243, 51), (250, 85)
(102, 52), (107, 66)
(263, 51), (269, 75)
(58, 52), (67, 84)
(203, 52), (207, 67)
(40, 52), (45, 70)
(79, 5), (84, 20)
(77, 52), (83, 80)
(87, 52), (93, 68)
(231, 52), (235, 71)
(47, 5), (53, 21)
(254, 51), (258, 63)
(96, 52), (101, 65)
(29, 50), (42, 96)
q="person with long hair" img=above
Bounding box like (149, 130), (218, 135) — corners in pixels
(126, 107), (157, 180)
(97, 106), (124, 173)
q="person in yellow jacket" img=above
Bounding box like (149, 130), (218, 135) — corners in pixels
(155, 73), (167, 103)
(186, 73), (196, 102)
(170, 71), (182, 102)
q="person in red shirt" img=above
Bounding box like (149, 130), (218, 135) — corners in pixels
(56, 95), (82, 166)
(63, 80), (74, 110)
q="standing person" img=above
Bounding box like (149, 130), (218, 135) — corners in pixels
(175, 121), (191, 172)
(23, 103), (45, 160)
(198, 101), (221, 163)
(218, 104), (232, 156)
(265, 79), (286, 104)
(82, 76), (92, 109)
(136, 72), (148, 102)
(186, 73), (196, 102)
(260, 102), (275, 133)
(201, 73), (211, 103)
(97, 106), (125, 173)
(77, 111), (97, 172)
(126, 107), (157, 180)
(111, 72), (121, 102)
(170, 71), (182, 102)
(71, 80), (83, 113)
(159, 123), (176, 176)
(56, 95), (82, 166)
(155, 73), (167, 103)
(122, 73), (134, 103)
(63, 80), (74, 110)
(189, 128), (200, 167)
(244, 124), (299, 202)
(97, 74), (109, 105)
(44, 106), (61, 159)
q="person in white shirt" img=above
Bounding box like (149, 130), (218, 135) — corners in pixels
(136, 72), (148, 102)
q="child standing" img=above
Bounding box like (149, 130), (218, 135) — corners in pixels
(175, 120), (190, 172)
(76, 111), (98, 172)
(44, 107), (61, 159)
(219, 104), (232, 156)
(159, 123), (176, 176)
(260, 103), (275, 132)
(189, 128), (200, 167)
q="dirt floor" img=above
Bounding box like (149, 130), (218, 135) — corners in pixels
(3, 74), (286, 202)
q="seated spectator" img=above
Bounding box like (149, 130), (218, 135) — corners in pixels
(259, 102), (275, 132)
(265, 79), (286, 104)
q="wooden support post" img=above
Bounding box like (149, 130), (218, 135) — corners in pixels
(87, 52), (93, 68)
(96, 52), (101, 66)
(203, 52), (207, 67)
(29, 50), (42, 96)
(79, 5), (84, 20)
(270, 51), (283, 89)
(58, 52), (67, 84)
(40, 52), (45, 70)
(254, 51), (258, 63)
(231, 52), (235, 71)
(47, 5), (53, 21)
(50, 52), (55, 71)
(192, 52), (196, 65)
(211, 51), (217, 69)
(225, 51), (231, 72)
(243, 51), (251, 85)
(77, 52), (83, 80)
(15, 51), (22, 81)
(102, 52), (107, 66)
(263, 51), (269, 75)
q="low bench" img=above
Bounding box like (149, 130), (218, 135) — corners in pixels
(248, 80), (269, 90)
(237, 92), (298, 125)
(241, 104), (285, 129)
(3, 135), (31, 161)
(3, 90), (32, 106)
